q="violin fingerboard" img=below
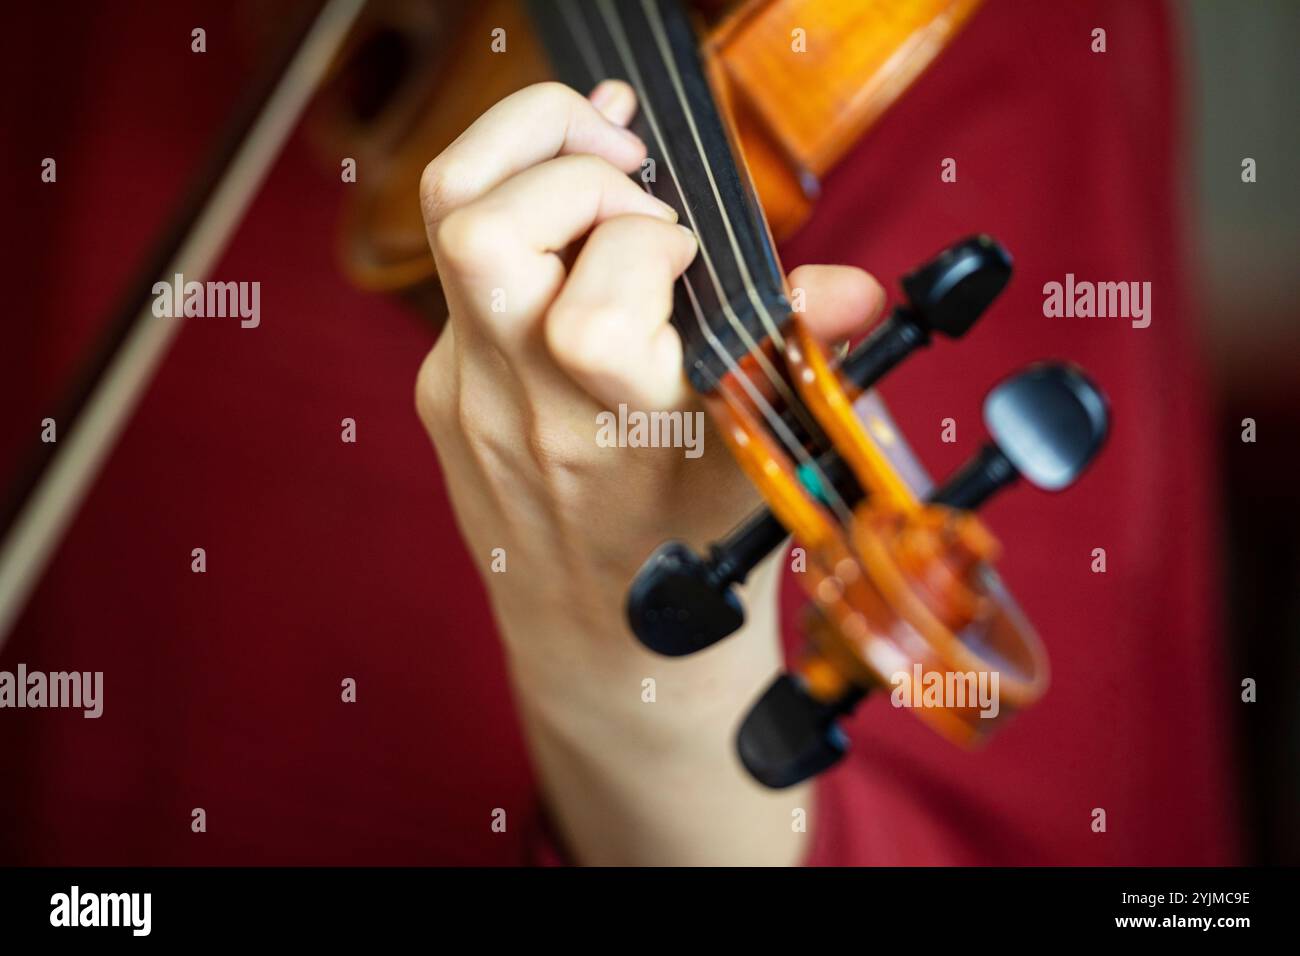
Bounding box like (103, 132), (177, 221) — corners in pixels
(529, 0), (791, 393)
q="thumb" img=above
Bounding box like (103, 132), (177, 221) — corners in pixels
(787, 265), (887, 348)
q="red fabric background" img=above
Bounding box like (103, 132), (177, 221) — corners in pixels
(0, 0), (1239, 865)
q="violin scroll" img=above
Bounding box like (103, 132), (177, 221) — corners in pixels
(736, 362), (1111, 788)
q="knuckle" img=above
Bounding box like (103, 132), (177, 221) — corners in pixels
(432, 206), (502, 271)
(546, 303), (622, 376)
(419, 155), (461, 224)
(414, 347), (452, 432)
(453, 391), (480, 445)
(413, 352), (437, 424)
(525, 419), (596, 483)
(458, 391), (531, 480)
(525, 80), (585, 114)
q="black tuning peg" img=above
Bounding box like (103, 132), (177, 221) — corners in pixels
(628, 236), (1014, 657)
(839, 234), (1011, 391)
(736, 674), (865, 789)
(930, 362), (1110, 510)
(624, 542), (747, 658)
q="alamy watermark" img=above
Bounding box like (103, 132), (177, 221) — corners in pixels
(889, 664), (1000, 719)
(1042, 274), (1150, 328)
(50, 886), (150, 936)
(152, 273), (260, 328)
(596, 404), (705, 459)
(0, 664), (102, 718)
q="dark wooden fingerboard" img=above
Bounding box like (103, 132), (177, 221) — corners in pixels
(528, 0), (791, 393)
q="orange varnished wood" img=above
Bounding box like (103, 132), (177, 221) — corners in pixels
(785, 320), (918, 512)
(703, 388), (843, 554)
(702, 47), (814, 246)
(324, 0), (551, 293)
(708, 0), (983, 184)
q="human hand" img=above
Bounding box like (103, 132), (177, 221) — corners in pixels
(414, 80), (884, 864)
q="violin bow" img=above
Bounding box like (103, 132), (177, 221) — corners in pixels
(0, 0), (366, 647)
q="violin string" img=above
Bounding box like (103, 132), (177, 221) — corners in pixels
(638, 0), (835, 450)
(590, 0), (852, 523)
(559, 3), (821, 502)
(589, 0), (852, 523)
(556, 0), (605, 90)
(526, 21), (795, 505)
(640, 0), (789, 352)
(554, 0), (848, 522)
(681, 276), (855, 528)
(590, 0), (811, 428)
(563, 1), (770, 409)
(637, 0), (850, 492)
(574, 3), (787, 437)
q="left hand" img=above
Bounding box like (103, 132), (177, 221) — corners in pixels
(413, 79), (885, 864)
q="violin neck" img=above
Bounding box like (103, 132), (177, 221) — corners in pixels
(529, 0), (791, 393)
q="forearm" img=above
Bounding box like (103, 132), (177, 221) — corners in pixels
(500, 554), (812, 866)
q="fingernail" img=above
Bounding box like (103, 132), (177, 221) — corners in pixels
(648, 196), (678, 221)
(590, 80), (636, 127)
(589, 80), (617, 112)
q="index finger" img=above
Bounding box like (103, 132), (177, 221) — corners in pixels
(419, 81), (645, 232)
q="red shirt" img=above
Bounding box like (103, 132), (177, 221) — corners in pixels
(0, 0), (1238, 865)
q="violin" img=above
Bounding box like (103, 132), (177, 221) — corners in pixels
(314, 0), (1111, 789)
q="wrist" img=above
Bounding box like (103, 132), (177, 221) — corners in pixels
(496, 550), (786, 738)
